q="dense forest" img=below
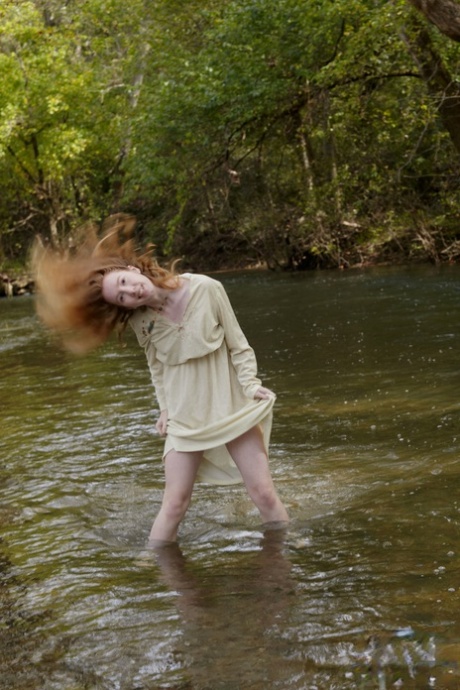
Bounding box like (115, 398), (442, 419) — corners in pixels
(1, 0), (460, 272)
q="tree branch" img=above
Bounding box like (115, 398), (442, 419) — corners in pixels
(6, 145), (37, 185)
(407, 0), (460, 42)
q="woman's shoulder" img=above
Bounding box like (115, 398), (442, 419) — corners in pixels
(183, 273), (222, 290)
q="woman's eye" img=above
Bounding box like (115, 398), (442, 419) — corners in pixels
(119, 294), (124, 303)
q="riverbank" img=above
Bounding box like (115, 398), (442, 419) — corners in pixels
(1, 244), (458, 298)
(0, 272), (34, 297)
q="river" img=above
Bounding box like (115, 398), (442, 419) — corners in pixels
(1, 265), (460, 689)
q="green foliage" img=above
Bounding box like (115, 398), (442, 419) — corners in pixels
(0, 0), (460, 268)
(0, 0), (145, 255)
(123, 0), (460, 268)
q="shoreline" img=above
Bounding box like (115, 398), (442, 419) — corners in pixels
(1, 255), (457, 298)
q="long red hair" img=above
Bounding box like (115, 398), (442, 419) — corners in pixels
(31, 214), (179, 354)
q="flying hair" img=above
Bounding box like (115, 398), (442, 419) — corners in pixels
(31, 214), (179, 354)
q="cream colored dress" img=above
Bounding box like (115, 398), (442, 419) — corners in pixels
(129, 273), (275, 484)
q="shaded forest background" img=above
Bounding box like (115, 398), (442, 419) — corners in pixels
(1, 0), (460, 272)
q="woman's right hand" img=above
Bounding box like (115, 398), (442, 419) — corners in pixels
(156, 409), (168, 436)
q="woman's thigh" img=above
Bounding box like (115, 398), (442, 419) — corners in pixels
(163, 449), (203, 499)
(226, 426), (274, 490)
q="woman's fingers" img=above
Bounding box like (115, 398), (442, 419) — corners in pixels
(254, 386), (275, 400)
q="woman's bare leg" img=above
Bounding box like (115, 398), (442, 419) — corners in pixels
(148, 449), (203, 543)
(226, 426), (289, 524)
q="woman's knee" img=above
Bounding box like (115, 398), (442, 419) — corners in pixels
(161, 491), (192, 521)
(247, 482), (278, 511)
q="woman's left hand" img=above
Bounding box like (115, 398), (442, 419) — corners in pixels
(254, 386), (276, 400)
(156, 409), (169, 436)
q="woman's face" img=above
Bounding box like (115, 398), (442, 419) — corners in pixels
(101, 267), (155, 309)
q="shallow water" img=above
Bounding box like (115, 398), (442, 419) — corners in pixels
(1, 265), (460, 689)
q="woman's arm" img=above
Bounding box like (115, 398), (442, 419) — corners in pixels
(214, 281), (274, 400)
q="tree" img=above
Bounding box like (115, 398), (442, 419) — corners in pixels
(1, 0), (460, 269)
(126, 0), (460, 268)
(0, 0), (147, 256)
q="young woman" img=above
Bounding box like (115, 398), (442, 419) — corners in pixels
(33, 215), (289, 544)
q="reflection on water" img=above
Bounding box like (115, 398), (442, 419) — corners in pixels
(1, 266), (460, 689)
(138, 529), (296, 689)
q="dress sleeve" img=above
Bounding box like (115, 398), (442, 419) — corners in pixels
(214, 281), (262, 399)
(143, 342), (167, 411)
(129, 313), (168, 411)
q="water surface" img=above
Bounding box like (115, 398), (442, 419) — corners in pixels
(1, 266), (460, 689)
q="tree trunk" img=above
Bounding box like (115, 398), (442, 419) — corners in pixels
(295, 99), (317, 203)
(406, 0), (460, 42)
(109, 41), (150, 208)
